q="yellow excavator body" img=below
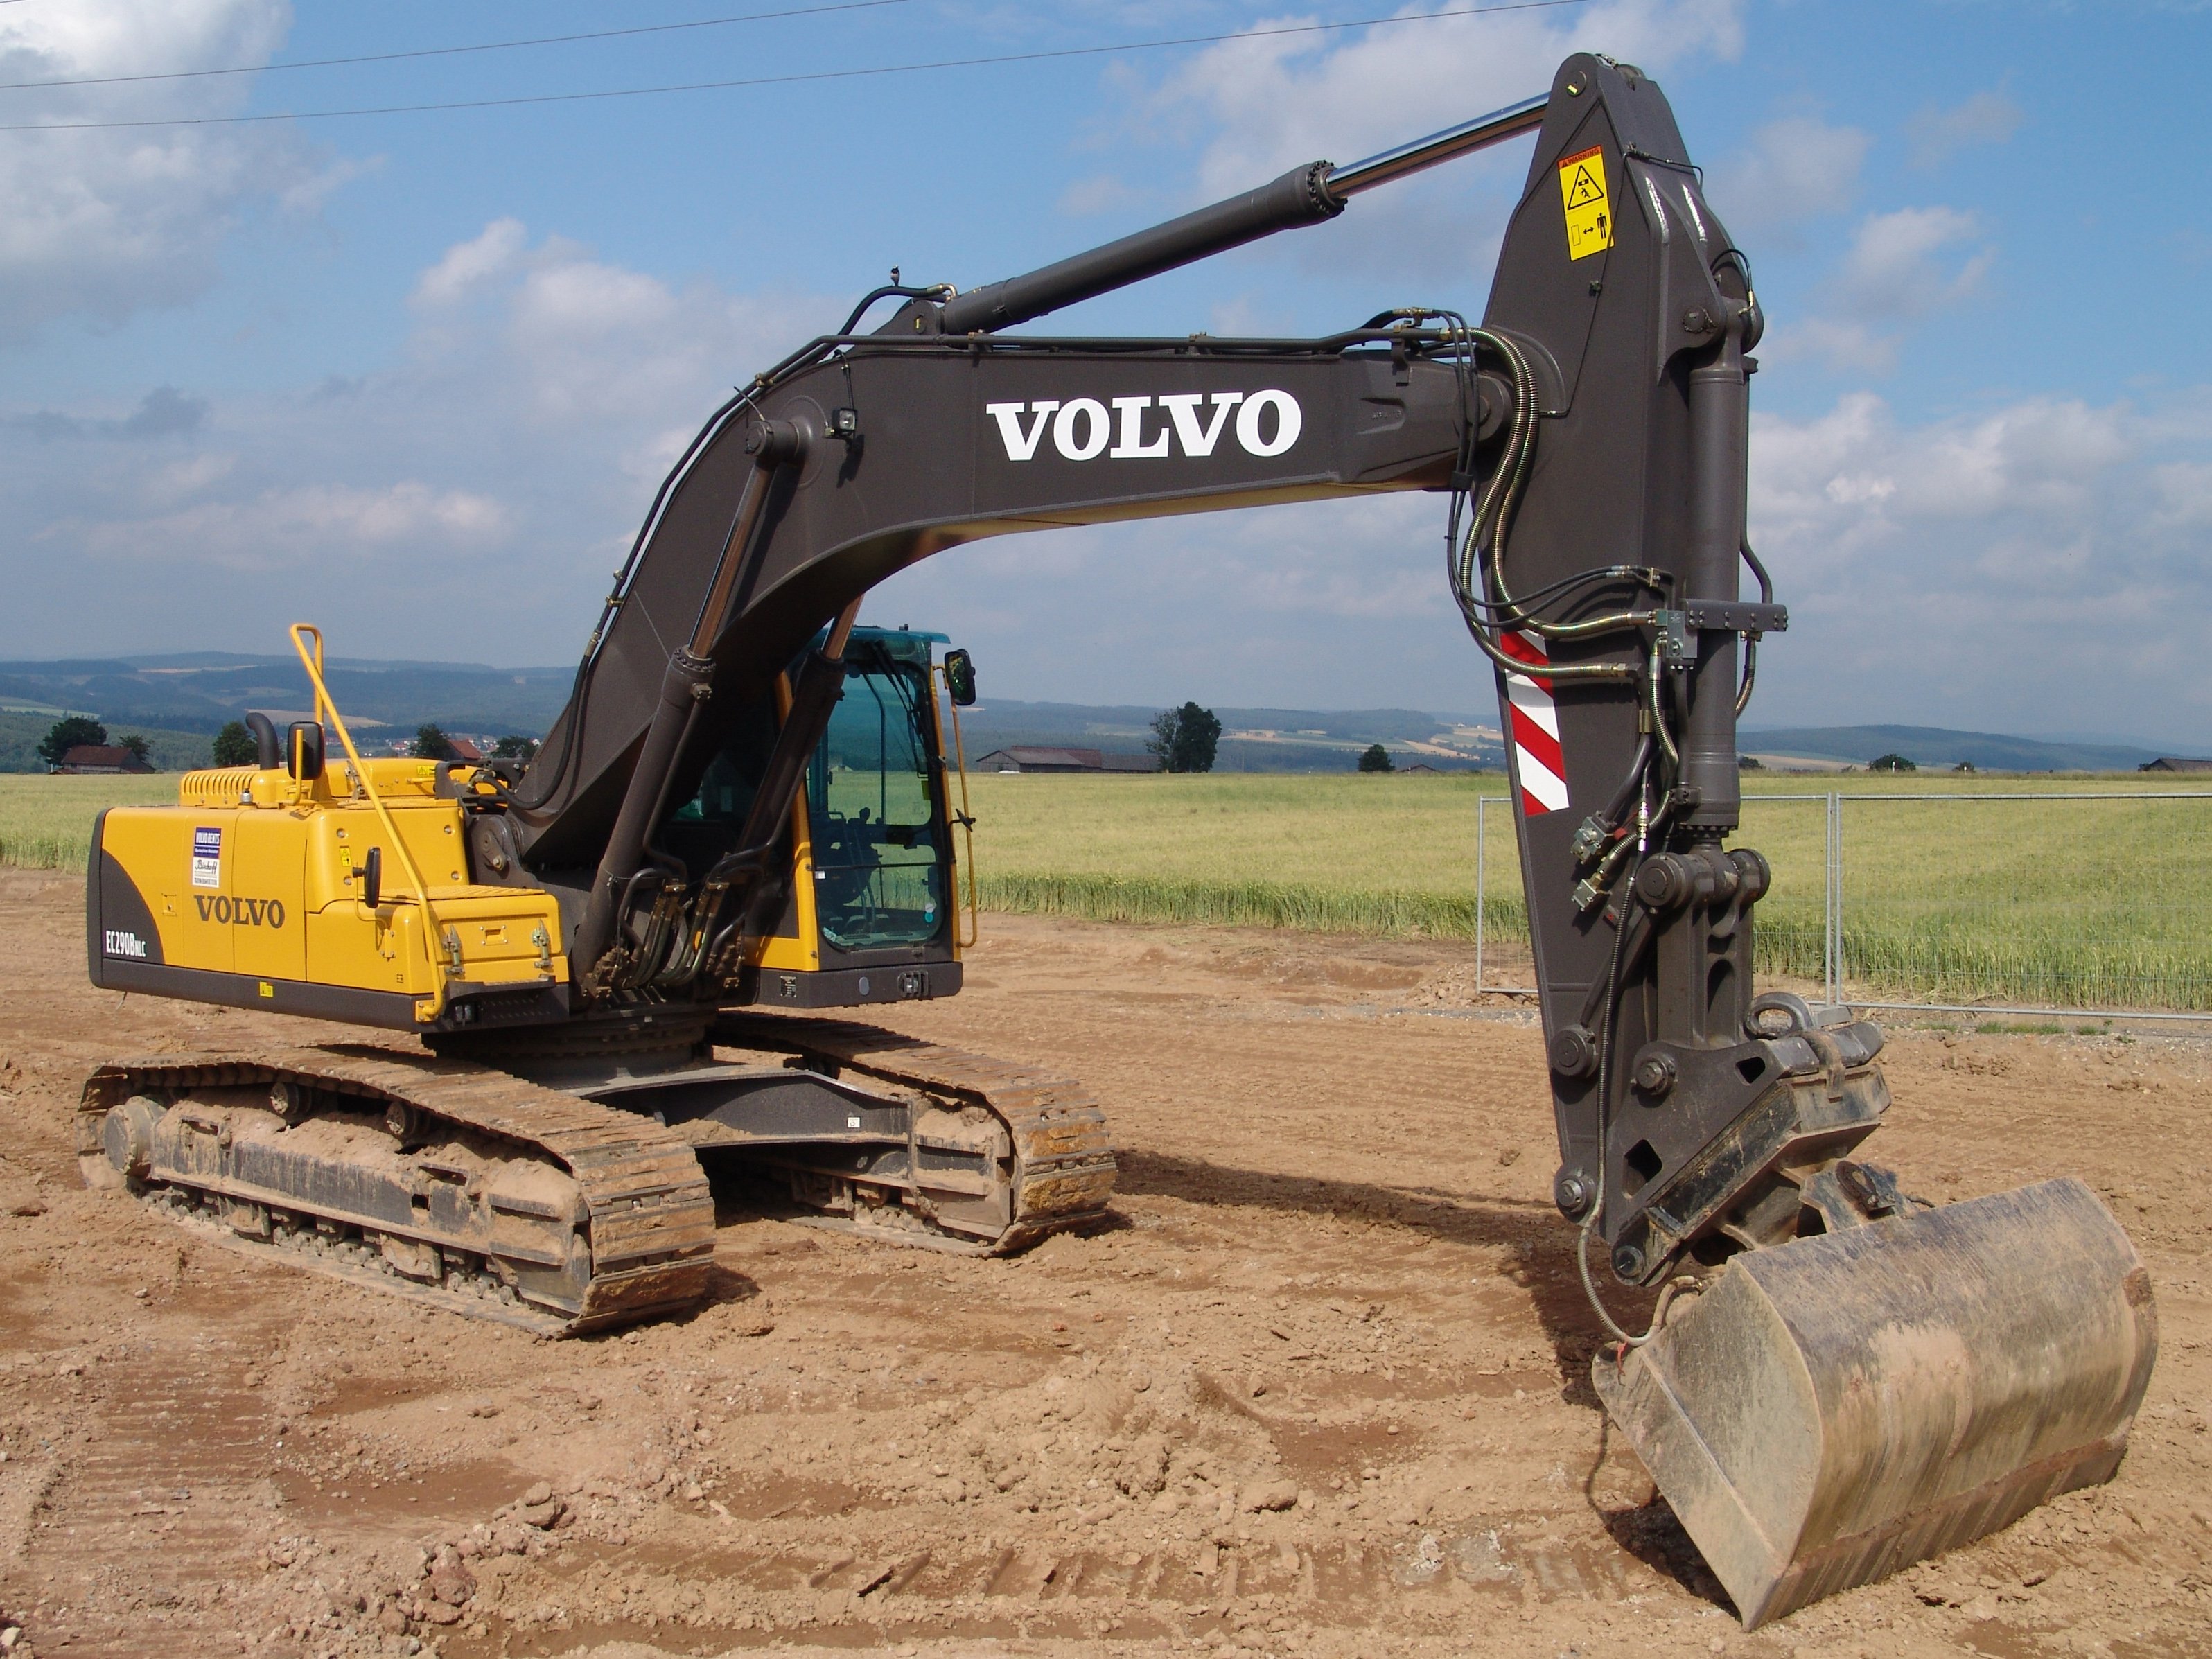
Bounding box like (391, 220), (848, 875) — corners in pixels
(87, 667), (892, 1031)
(96, 760), (569, 1017)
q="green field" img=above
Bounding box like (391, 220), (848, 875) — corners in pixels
(0, 775), (177, 870)
(14, 768), (2211, 1011)
(959, 771), (2212, 1011)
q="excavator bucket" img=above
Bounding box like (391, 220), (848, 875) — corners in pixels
(1594, 1177), (2157, 1629)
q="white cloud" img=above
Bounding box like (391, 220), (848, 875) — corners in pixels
(2152, 459), (2212, 528)
(491, 232), (816, 424)
(1154, 0), (1744, 198)
(865, 377), (2212, 733)
(1774, 204), (1993, 371)
(1706, 116), (1870, 234)
(1113, 1), (1742, 294)
(1754, 392), (2129, 538)
(0, 221), (839, 658)
(73, 481), (510, 571)
(1746, 389), (2212, 737)
(1834, 205), (1990, 316)
(1908, 89), (2022, 167)
(412, 218), (530, 308)
(0, 1), (348, 337)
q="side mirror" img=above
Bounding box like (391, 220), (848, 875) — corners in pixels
(360, 845), (383, 909)
(287, 721), (324, 782)
(245, 711), (281, 769)
(944, 648), (978, 708)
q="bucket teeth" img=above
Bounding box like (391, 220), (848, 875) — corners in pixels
(1595, 1177), (2157, 1628)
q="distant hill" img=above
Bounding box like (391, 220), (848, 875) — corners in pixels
(0, 712), (213, 773)
(4, 654), (2181, 778)
(955, 699), (1500, 772)
(1742, 724), (2168, 773)
(0, 653), (577, 739)
(0, 656), (1511, 773)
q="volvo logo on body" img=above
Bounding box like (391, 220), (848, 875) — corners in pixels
(986, 390), (1301, 462)
(193, 894), (287, 928)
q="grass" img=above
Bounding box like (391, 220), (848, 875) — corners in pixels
(960, 771), (2212, 1012)
(0, 775), (175, 870)
(963, 772), (1523, 940)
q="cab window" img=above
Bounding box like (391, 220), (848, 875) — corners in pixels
(807, 654), (945, 951)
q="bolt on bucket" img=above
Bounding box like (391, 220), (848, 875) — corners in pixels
(1593, 1176), (2157, 1629)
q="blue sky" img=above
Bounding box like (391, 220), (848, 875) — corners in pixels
(3, 1), (2209, 744)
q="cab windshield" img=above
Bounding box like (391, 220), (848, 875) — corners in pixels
(805, 647), (945, 951)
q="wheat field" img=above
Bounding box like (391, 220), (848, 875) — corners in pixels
(960, 771), (2212, 1011)
(0, 775), (175, 871)
(11, 769), (2209, 1010)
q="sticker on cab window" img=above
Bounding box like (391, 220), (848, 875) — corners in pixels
(191, 826), (222, 890)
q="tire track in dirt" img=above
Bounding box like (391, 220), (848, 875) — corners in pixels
(12, 1299), (289, 1653)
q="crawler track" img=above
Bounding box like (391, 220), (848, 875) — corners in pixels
(75, 1018), (1112, 1334)
(714, 1013), (1117, 1250)
(78, 1046), (716, 1335)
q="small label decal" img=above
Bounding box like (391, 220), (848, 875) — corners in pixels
(103, 929), (149, 959)
(1556, 145), (1612, 261)
(191, 826), (222, 889)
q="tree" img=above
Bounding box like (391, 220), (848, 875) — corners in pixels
(211, 720), (258, 766)
(118, 734), (152, 769)
(1147, 702), (1222, 773)
(1146, 710), (1178, 769)
(1738, 753), (1764, 770)
(412, 723), (458, 761)
(1868, 753), (1917, 773)
(37, 716), (107, 766)
(1358, 743), (1394, 773)
(492, 734), (540, 762)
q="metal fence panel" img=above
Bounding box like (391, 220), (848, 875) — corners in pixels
(1473, 787), (2212, 1021)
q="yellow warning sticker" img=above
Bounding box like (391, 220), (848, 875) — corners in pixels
(1556, 144), (1613, 261)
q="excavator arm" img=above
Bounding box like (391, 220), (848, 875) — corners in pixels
(486, 52), (2154, 1626)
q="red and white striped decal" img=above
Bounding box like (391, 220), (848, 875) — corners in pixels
(1500, 629), (1570, 816)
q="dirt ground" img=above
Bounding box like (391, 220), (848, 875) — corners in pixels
(0, 867), (2206, 1659)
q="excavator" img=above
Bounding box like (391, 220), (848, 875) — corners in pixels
(75, 54), (2157, 1629)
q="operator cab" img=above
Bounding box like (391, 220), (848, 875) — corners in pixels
(666, 626), (977, 1008)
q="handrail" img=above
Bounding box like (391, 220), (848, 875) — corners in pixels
(288, 623), (450, 1018)
(935, 662), (981, 950)
(299, 621), (335, 731)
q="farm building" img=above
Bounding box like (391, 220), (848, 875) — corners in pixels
(2140, 757), (2212, 773)
(974, 746), (1157, 774)
(51, 745), (153, 775)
